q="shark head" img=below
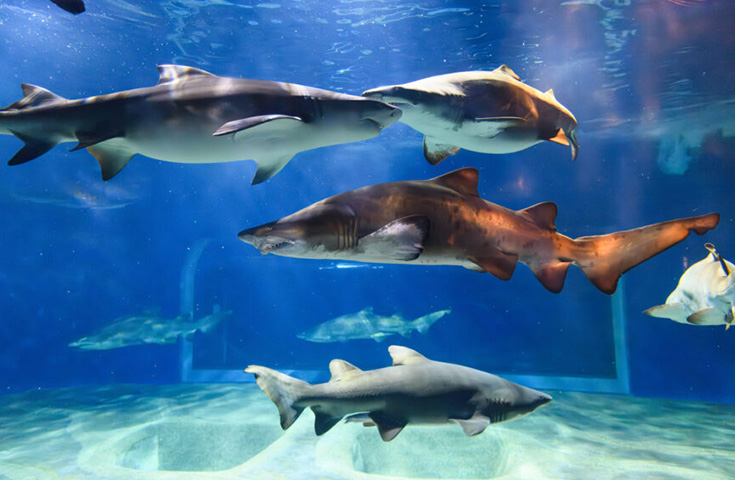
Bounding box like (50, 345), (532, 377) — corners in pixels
(316, 96), (402, 141)
(238, 203), (357, 259)
(479, 384), (552, 424)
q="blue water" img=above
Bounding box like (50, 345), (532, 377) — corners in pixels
(1, 0), (734, 407)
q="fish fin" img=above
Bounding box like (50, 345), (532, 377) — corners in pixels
(423, 136), (460, 165)
(313, 410), (342, 436)
(156, 65), (217, 85)
(574, 213), (720, 295)
(245, 365), (309, 430)
(687, 308), (726, 326)
(494, 64), (521, 81)
(212, 115), (303, 136)
(469, 252), (519, 280)
(429, 167), (480, 197)
(413, 309), (450, 334)
(388, 345), (429, 366)
(368, 411), (407, 442)
(547, 128), (569, 146)
(86, 141), (136, 180)
(357, 215), (430, 261)
(7, 130), (60, 165)
(251, 153), (295, 185)
(373, 333), (390, 342)
(328, 359), (363, 382)
(529, 261), (572, 294)
(72, 130), (126, 151)
(642, 303), (688, 319)
(519, 202), (558, 230)
(1, 84), (66, 112)
(545, 88), (556, 98)
(361, 306), (374, 315)
(454, 413), (491, 436)
(344, 413), (374, 426)
(50, 0), (85, 14)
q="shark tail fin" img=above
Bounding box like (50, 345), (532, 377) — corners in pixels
(412, 309), (451, 335)
(571, 213), (720, 294)
(245, 365), (311, 430)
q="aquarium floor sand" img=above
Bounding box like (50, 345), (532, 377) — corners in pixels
(0, 383), (733, 480)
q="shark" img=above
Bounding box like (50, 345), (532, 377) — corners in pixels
(0, 65), (401, 184)
(49, 0), (85, 14)
(238, 168), (719, 295)
(362, 65), (578, 165)
(246, 345), (552, 441)
(644, 243), (735, 329)
(297, 307), (451, 343)
(68, 308), (232, 350)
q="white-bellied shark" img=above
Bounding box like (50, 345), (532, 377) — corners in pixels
(238, 168), (719, 294)
(362, 65), (578, 164)
(68, 308), (232, 350)
(297, 307), (450, 343)
(644, 243), (735, 329)
(246, 345), (551, 441)
(0, 65), (401, 184)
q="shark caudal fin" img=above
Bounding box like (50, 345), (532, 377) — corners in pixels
(245, 366), (311, 430)
(572, 213), (720, 294)
(412, 309), (451, 334)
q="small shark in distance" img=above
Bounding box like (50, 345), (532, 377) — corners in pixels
(0, 65), (401, 184)
(246, 345), (552, 441)
(238, 168), (719, 295)
(50, 0), (85, 14)
(362, 65), (578, 165)
(644, 243), (735, 329)
(68, 308), (232, 350)
(297, 307), (451, 343)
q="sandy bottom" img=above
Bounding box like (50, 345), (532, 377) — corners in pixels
(0, 384), (733, 480)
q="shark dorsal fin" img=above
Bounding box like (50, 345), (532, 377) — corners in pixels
(156, 65), (217, 85)
(495, 65), (521, 81)
(329, 359), (363, 381)
(545, 88), (556, 99)
(429, 168), (479, 197)
(1, 84), (66, 112)
(519, 202), (558, 231)
(388, 345), (429, 366)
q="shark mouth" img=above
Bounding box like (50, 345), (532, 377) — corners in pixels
(259, 240), (294, 254)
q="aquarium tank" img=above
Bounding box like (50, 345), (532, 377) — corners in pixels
(1, 1), (734, 479)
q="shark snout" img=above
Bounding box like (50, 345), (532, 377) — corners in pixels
(362, 101), (402, 130)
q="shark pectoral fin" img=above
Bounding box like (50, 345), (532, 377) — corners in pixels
(313, 409), (342, 436)
(251, 153), (295, 185)
(530, 261), (572, 294)
(423, 137), (460, 165)
(329, 359), (363, 382)
(642, 303), (687, 320)
(357, 215), (430, 261)
(388, 345), (429, 366)
(687, 308), (725, 326)
(72, 130), (126, 151)
(86, 141), (136, 180)
(547, 128), (570, 146)
(7, 130), (60, 165)
(454, 413), (491, 436)
(368, 411), (407, 442)
(469, 252), (519, 280)
(213, 115), (304, 136)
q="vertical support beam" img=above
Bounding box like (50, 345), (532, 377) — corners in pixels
(611, 276), (631, 394)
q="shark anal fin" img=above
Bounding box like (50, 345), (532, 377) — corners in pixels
(358, 215), (430, 261)
(429, 167), (479, 197)
(252, 153), (295, 185)
(469, 251), (519, 280)
(368, 411), (407, 442)
(642, 303), (688, 320)
(7, 130), (60, 165)
(86, 141), (136, 180)
(519, 202), (558, 230)
(529, 261), (572, 294)
(313, 410), (342, 436)
(423, 136), (460, 165)
(687, 308), (726, 326)
(72, 130), (126, 151)
(454, 413), (491, 436)
(213, 115), (303, 137)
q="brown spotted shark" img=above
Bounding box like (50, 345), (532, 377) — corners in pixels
(362, 65), (578, 164)
(246, 345), (552, 441)
(238, 168), (719, 294)
(0, 65), (401, 184)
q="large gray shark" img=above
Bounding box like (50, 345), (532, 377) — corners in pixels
(246, 345), (551, 441)
(238, 168), (719, 294)
(68, 308), (232, 350)
(644, 243), (735, 329)
(297, 307), (450, 343)
(362, 65), (578, 164)
(0, 65), (401, 184)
